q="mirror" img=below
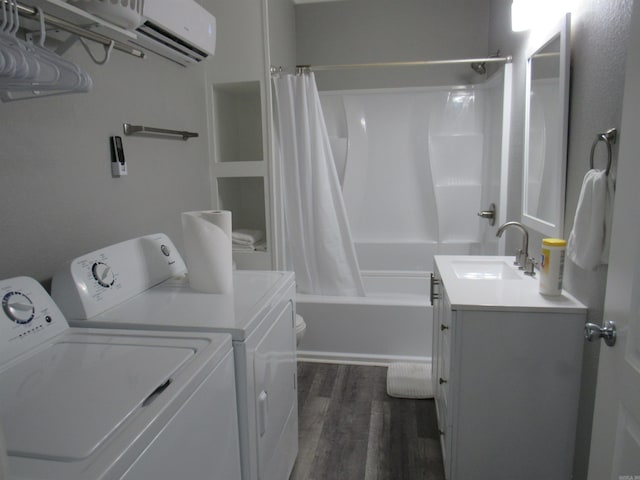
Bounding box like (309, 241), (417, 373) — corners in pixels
(522, 14), (570, 237)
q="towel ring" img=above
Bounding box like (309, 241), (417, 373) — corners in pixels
(589, 128), (617, 176)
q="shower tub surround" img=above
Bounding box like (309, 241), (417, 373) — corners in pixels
(320, 78), (507, 253)
(296, 269), (431, 364)
(296, 76), (510, 364)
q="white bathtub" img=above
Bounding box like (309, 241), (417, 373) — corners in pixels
(296, 270), (432, 365)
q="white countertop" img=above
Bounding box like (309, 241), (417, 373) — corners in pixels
(434, 255), (587, 313)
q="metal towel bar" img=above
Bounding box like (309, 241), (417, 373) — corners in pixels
(589, 128), (617, 176)
(123, 123), (199, 141)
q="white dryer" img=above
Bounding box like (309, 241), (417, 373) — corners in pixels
(51, 233), (299, 480)
(0, 276), (241, 480)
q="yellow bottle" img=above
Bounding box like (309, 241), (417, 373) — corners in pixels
(540, 238), (566, 296)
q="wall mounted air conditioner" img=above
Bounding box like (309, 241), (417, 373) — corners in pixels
(132, 0), (216, 66)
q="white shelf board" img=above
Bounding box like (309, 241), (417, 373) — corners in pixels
(213, 161), (268, 177)
(233, 250), (272, 270)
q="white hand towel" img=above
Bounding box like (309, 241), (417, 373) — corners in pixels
(600, 173), (615, 264)
(567, 169), (614, 270)
(232, 243), (256, 252)
(232, 240), (266, 252)
(232, 229), (264, 246)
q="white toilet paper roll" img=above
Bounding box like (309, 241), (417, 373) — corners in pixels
(181, 210), (233, 294)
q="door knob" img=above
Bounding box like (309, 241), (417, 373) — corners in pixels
(584, 320), (617, 347)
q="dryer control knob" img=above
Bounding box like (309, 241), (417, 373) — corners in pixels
(92, 262), (115, 288)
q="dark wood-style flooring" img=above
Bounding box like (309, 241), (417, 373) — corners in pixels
(291, 362), (445, 480)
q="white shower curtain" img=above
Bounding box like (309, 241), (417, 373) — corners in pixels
(272, 72), (365, 296)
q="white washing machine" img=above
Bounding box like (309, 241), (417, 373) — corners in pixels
(0, 276), (241, 480)
(51, 233), (299, 480)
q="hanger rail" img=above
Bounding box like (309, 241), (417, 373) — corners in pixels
(12, 0), (145, 59)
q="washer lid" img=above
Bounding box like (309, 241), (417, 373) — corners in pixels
(0, 339), (193, 461)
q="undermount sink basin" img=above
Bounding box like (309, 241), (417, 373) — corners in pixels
(451, 259), (522, 280)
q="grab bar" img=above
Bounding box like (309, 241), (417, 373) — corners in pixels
(589, 128), (617, 176)
(123, 123), (199, 141)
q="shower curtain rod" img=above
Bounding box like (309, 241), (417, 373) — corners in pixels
(270, 55), (512, 74)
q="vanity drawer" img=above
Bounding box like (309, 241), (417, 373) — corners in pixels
(434, 291), (452, 478)
(437, 330), (450, 412)
(435, 331), (451, 479)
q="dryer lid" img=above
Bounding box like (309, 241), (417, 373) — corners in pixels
(72, 271), (292, 341)
(0, 339), (193, 461)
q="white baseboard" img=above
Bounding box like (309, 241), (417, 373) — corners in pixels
(296, 349), (431, 367)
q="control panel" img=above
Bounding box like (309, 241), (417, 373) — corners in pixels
(110, 135), (127, 177)
(51, 233), (187, 320)
(0, 277), (68, 366)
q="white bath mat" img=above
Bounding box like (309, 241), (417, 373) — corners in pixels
(386, 362), (433, 399)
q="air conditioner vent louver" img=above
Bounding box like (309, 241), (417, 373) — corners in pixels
(128, 0), (216, 67)
(136, 21), (207, 64)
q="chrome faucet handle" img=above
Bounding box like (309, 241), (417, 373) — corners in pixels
(519, 251), (530, 270)
(513, 249), (523, 267)
(515, 249), (529, 269)
(524, 257), (537, 276)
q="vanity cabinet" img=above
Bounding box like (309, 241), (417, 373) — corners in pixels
(432, 256), (587, 480)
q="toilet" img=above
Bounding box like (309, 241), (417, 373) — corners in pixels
(295, 314), (306, 346)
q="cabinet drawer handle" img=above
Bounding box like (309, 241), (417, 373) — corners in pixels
(258, 390), (268, 437)
(440, 324), (449, 331)
(439, 377), (447, 385)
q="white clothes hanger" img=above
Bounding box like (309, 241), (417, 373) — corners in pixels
(0, 4), (92, 100)
(0, 0), (20, 78)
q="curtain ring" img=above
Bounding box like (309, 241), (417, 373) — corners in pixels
(296, 65), (311, 75)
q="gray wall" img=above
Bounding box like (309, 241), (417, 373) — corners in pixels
(201, 0), (265, 83)
(0, 34), (211, 282)
(489, 1), (633, 478)
(295, 0), (492, 90)
(266, 0), (297, 68)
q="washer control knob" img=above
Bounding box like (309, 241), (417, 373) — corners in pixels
(2, 292), (35, 324)
(92, 262), (115, 288)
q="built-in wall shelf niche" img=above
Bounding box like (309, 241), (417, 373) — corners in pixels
(212, 81), (263, 163)
(217, 176), (270, 269)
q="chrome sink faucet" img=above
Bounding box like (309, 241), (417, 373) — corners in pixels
(496, 221), (535, 275)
